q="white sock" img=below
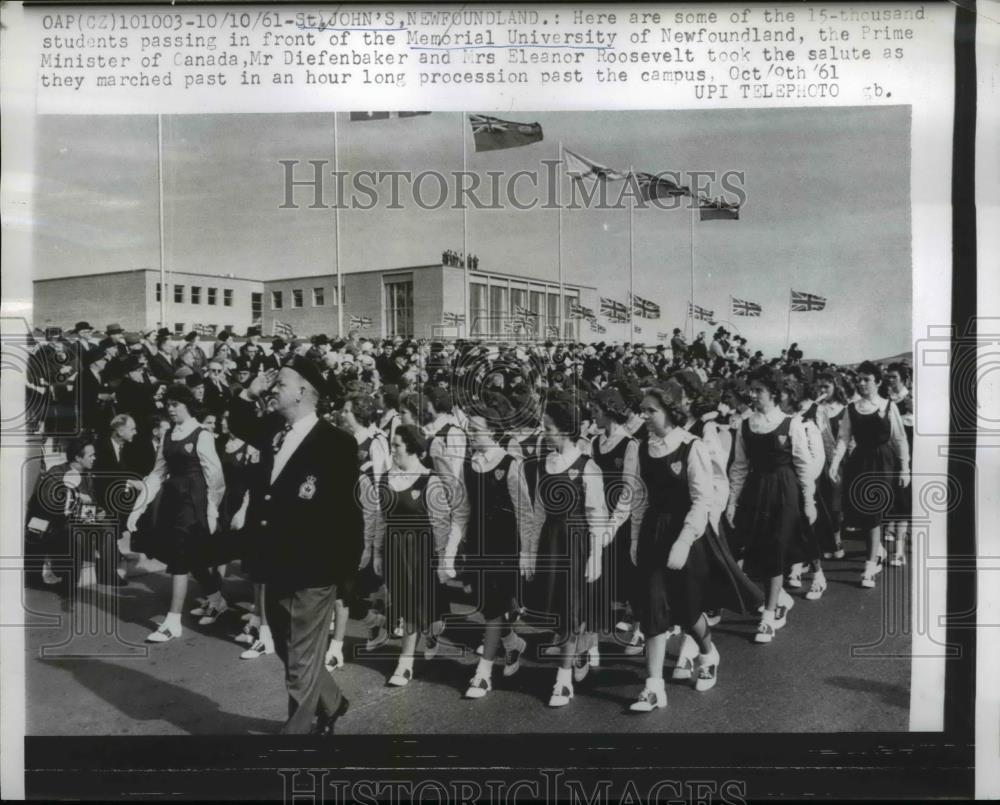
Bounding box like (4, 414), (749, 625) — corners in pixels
(646, 676), (665, 693)
(329, 638), (343, 653)
(502, 630), (522, 649)
(555, 667), (572, 688)
(258, 624), (272, 642)
(396, 654), (414, 672)
(778, 588), (794, 607)
(761, 609), (776, 625)
(699, 646), (719, 664)
(475, 658), (493, 679)
(164, 611), (182, 630)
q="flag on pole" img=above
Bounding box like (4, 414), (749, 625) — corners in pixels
(349, 314), (373, 329)
(731, 297), (762, 317)
(631, 171), (690, 200)
(688, 302), (715, 322)
(194, 324), (216, 337)
(514, 304), (539, 320)
(271, 320), (294, 338)
(657, 332), (671, 340)
(469, 114), (544, 152)
(564, 148), (627, 183)
(569, 302), (596, 320)
(698, 197), (741, 221)
(790, 290), (827, 312)
(600, 297), (629, 322)
(634, 324), (643, 334)
(442, 312), (466, 326)
(629, 293), (661, 319)
(546, 324), (560, 338)
(350, 111), (431, 121)
(589, 320), (607, 334)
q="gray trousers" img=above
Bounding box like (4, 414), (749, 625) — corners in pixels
(266, 584), (342, 734)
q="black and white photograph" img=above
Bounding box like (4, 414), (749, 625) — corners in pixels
(0, 0), (989, 800)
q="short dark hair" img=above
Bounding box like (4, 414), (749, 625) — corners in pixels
(346, 393), (377, 427)
(65, 436), (95, 463)
(886, 362), (910, 382)
(856, 360), (882, 382)
(380, 384), (401, 411)
(592, 388), (630, 425)
(642, 387), (686, 427)
(748, 365), (784, 399)
(394, 424), (426, 456)
(427, 387), (453, 414)
(543, 398), (580, 441)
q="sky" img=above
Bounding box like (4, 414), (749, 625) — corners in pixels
(33, 107), (911, 363)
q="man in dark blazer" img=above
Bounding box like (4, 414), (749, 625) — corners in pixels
(93, 414), (144, 585)
(227, 356), (363, 735)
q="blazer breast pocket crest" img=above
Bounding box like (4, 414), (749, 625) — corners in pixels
(184, 443), (194, 453)
(494, 468), (506, 481)
(298, 475), (317, 500)
(777, 434), (788, 446)
(670, 461), (683, 476)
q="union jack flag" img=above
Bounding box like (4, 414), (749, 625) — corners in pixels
(790, 290), (827, 312)
(569, 302), (595, 320)
(600, 297), (629, 323)
(564, 149), (628, 183)
(514, 304), (539, 320)
(688, 302), (716, 323)
(546, 324), (560, 338)
(731, 297), (762, 317)
(442, 312), (466, 326)
(589, 320), (607, 334)
(629, 293), (661, 319)
(349, 315), (373, 329)
(698, 196), (741, 221)
(657, 332), (671, 340)
(271, 320), (294, 338)
(194, 324), (216, 337)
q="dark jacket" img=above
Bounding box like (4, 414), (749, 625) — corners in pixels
(227, 396), (364, 591)
(94, 436), (143, 529)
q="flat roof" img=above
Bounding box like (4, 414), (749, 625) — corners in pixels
(34, 263), (596, 291)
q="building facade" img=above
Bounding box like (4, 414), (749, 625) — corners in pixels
(33, 269), (264, 335)
(34, 264), (597, 341)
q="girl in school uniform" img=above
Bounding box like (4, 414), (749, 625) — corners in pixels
(828, 361), (910, 588)
(883, 362), (914, 567)
(814, 371), (847, 560)
(378, 424), (462, 687)
(726, 367), (817, 644)
(629, 384), (761, 711)
(533, 399), (611, 707)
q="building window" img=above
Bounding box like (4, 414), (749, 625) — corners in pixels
(223, 289), (233, 307)
(174, 323), (185, 334)
(207, 287), (217, 306)
(191, 286), (202, 305)
(292, 289), (303, 309)
(251, 292), (262, 322)
(470, 283), (488, 336)
(271, 291), (283, 310)
(313, 287), (325, 307)
(490, 285), (509, 337)
(174, 284), (185, 303)
(547, 293), (560, 333)
(155, 282), (162, 302)
(384, 278), (413, 337)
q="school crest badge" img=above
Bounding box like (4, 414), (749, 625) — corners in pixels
(410, 489), (421, 500)
(568, 468), (579, 481)
(184, 443), (194, 453)
(670, 461), (683, 475)
(298, 475), (317, 500)
(526, 445), (535, 455)
(778, 434), (788, 446)
(614, 457), (624, 469)
(494, 468), (506, 481)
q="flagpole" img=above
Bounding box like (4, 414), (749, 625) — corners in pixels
(157, 114), (166, 328)
(334, 112), (344, 339)
(558, 140), (564, 343)
(689, 201), (696, 341)
(462, 112), (470, 338)
(628, 165), (635, 344)
(785, 287), (793, 350)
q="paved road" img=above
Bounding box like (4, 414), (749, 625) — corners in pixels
(24, 535), (911, 735)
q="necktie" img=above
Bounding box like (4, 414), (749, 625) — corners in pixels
(272, 423), (293, 454)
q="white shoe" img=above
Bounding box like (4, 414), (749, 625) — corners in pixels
(475, 642), (485, 656)
(198, 601), (230, 626)
(235, 630), (255, 645)
(623, 627), (645, 656)
(754, 619), (776, 644)
(464, 675), (492, 699)
(392, 618), (405, 638)
(861, 561), (878, 588)
(805, 573), (827, 601)
(240, 638), (274, 659)
(41, 566), (63, 586)
(693, 647), (720, 692)
(572, 650), (590, 683)
(146, 622), (182, 643)
(189, 597), (209, 617)
(615, 620), (633, 633)
(364, 612), (388, 651)
(502, 634), (526, 677)
(588, 645), (600, 668)
(388, 665), (412, 687)
(548, 682), (574, 707)
(890, 555), (905, 567)
(670, 634), (699, 681)
(629, 685), (667, 712)
(833, 545), (846, 560)
(787, 564), (803, 589)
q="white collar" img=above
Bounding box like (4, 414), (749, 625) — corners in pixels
(288, 411), (318, 437)
(170, 419), (200, 440)
(599, 425), (628, 450)
(427, 414), (453, 433)
(648, 426), (689, 454)
(889, 387), (909, 402)
(354, 424), (378, 444)
(472, 445), (506, 471)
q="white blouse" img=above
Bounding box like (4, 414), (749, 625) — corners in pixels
(727, 407), (815, 509)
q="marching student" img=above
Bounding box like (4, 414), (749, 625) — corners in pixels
(379, 425), (463, 688)
(828, 361), (910, 589)
(127, 384), (226, 642)
(814, 371), (847, 560)
(883, 363), (914, 566)
(589, 389), (641, 662)
(533, 398), (611, 707)
(458, 408), (537, 698)
(629, 384), (761, 711)
(726, 366), (816, 644)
